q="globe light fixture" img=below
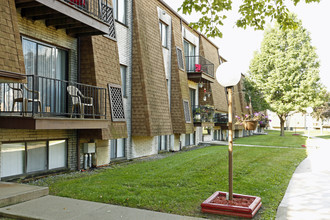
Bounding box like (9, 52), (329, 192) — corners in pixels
(216, 61), (242, 88)
(215, 62), (241, 200)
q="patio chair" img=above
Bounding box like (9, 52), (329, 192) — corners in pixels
(7, 83), (42, 115)
(67, 85), (94, 118)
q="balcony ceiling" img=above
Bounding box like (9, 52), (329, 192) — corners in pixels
(187, 72), (214, 84)
(15, 0), (110, 37)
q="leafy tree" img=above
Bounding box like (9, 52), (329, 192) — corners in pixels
(312, 93), (330, 134)
(179, 0), (320, 38)
(246, 15), (326, 136)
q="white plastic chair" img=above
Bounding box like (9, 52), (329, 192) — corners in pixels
(7, 83), (42, 115)
(67, 85), (94, 118)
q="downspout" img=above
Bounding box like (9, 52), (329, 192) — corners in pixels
(76, 37), (81, 170)
(127, 0), (134, 159)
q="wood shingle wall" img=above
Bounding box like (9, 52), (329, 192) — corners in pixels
(0, 0), (25, 83)
(79, 36), (127, 140)
(131, 0), (173, 136)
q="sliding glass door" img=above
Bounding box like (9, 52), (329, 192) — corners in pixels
(22, 38), (68, 115)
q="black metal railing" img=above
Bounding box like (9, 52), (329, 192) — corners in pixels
(192, 105), (215, 123)
(185, 55), (215, 78)
(0, 75), (107, 119)
(214, 113), (228, 124)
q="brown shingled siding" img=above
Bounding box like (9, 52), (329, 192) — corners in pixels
(156, 4), (195, 134)
(199, 37), (227, 112)
(131, 0), (173, 136)
(0, 0), (25, 82)
(79, 36), (127, 140)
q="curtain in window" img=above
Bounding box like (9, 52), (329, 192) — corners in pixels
(112, 0), (126, 24)
(22, 38), (67, 115)
(26, 141), (47, 173)
(184, 40), (196, 72)
(116, 138), (125, 158)
(120, 65), (127, 97)
(49, 140), (67, 169)
(55, 49), (67, 114)
(0, 143), (25, 178)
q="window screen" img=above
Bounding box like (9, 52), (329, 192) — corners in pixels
(108, 84), (125, 121)
(183, 100), (191, 123)
(176, 47), (184, 71)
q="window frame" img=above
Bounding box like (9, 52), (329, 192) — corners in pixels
(159, 21), (168, 48)
(183, 99), (192, 123)
(176, 47), (185, 71)
(120, 65), (127, 98)
(0, 139), (68, 179)
(113, 0), (127, 25)
(110, 138), (126, 159)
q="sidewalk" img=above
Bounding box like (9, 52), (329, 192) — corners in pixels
(276, 137), (330, 220)
(0, 194), (203, 220)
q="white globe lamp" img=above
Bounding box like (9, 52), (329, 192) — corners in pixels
(216, 62), (241, 88)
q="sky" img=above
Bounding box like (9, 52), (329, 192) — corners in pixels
(163, 0), (330, 91)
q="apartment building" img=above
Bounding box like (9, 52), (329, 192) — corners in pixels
(0, 0), (127, 180)
(0, 0), (250, 180)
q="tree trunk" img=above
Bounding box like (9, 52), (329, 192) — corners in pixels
(279, 115), (286, 136)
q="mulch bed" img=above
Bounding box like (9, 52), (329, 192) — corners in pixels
(211, 194), (255, 207)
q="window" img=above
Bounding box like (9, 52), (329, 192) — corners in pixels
(183, 40), (196, 72)
(158, 136), (167, 151)
(189, 88), (196, 110)
(108, 83), (125, 121)
(112, 0), (126, 24)
(22, 38), (68, 114)
(110, 139), (126, 159)
(0, 140), (67, 178)
(185, 134), (190, 146)
(120, 65), (127, 98)
(159, 21), (168, 48)
(183, 100), (191, 123)
(176, 47), (184, 70)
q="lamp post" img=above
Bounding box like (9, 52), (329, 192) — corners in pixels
(215, 62), (241, 200)
(306, 107), (313, 139)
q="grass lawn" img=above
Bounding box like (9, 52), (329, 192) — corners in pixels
(234, 130), (307, 148)
(31, 145), (306, 219)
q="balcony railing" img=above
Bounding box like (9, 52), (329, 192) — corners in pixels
(192, 105), (215, 123)
(185, 56), (215, 78)
(214, 113), (228, 124)
(62, 0), (114, 24)
(0, 75), (107, 119)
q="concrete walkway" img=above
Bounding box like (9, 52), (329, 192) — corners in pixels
(0, 195), (203, 220)
(276, 137), (330, 220)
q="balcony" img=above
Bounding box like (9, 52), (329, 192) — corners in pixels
(185, 56), (215, 83)
(0, 75), (109, 130)
(192, 105), (215, 127)
(214, 113), (229, 129)
(15, 0), (116, 37)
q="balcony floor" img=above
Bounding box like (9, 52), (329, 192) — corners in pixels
(0, 115), (109, 130)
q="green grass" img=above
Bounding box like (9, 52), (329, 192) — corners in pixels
(33, 145), (306, 219)
(316, 135), (330, 139)
(234, 130), (307, 148)
(296, 130), (330, 139)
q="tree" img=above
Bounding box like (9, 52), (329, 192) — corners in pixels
(245, 14), (326, 136)
(179, 0), (320, 38)
(312, 93), (330, 134)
